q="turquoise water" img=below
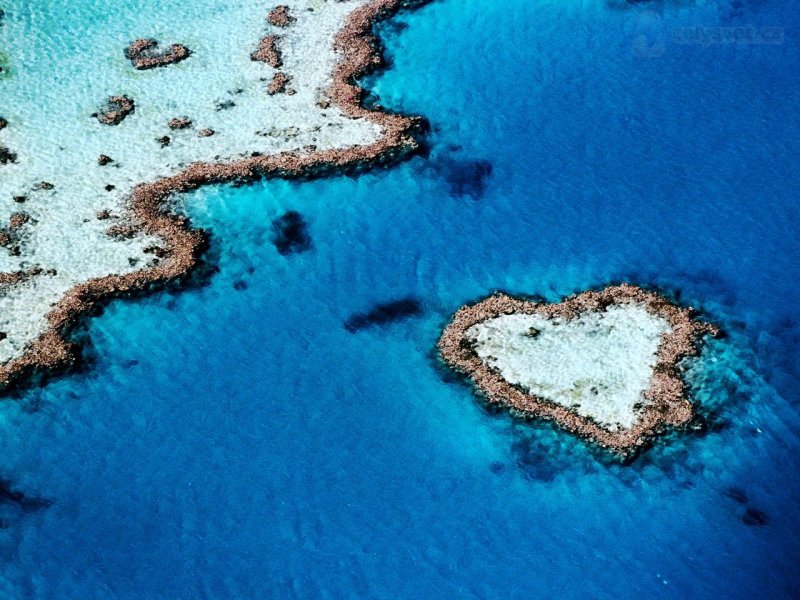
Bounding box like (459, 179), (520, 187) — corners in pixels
(1, 0), (800, 598)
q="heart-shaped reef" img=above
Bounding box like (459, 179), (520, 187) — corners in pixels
(438, 284), (720, 454)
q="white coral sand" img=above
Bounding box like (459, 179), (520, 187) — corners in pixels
(466, 305), (672, 430)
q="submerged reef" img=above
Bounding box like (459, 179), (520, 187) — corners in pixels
(124, 39), (191, 70)
(442, 158), (493, 198)
(0, 0), (428, 391)
(0, 477), (51, 512)
(438, 284), (719, 453)
(251, 35), (283, 68)
(267, 72), (293, 96)
(93, 95), (135, 125)
(345, 297), (424, 332)
(168, 117), (192, 130)
(742, 507), (769, 526)
(268, 5), (296, 28)
(0, 145), (16, 164)
(271, 210), (311, 255)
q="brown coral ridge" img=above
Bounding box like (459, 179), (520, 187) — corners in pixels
(0, 212), (32, 255)
(0, 146), (16, 164)
(0, 267), (46, 290)
(268, 5), (296, 27)
(267, 72), (292, 95)
(438, 284), (720, 454)
(125, 39), (191, 70)
(251, 35), (283, 68)
(95, 96), (135, 125)
(0, 0), (429, 391)
(168, 117), (192, 130)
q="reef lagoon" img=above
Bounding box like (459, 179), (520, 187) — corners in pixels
(0, 0), (799, 598)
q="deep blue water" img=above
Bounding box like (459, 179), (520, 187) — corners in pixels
(1, 0), (800, 598)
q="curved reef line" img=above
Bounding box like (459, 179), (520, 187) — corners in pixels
(438, 284), (720, 454)
(0, 0), (428, 391)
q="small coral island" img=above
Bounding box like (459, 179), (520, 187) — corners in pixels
(124, 39), (191, 70)
(438, 284), (719, 453)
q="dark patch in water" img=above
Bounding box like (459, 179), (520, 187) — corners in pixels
(724, 486), (749, 504)
(379, 18), (409, 36)
(691, 409), (732, 434)
(489, 461), (506, 475)
(344, 297), (423, 332)
(20, 395), (45, 415)
(433, 365), (463, 385)
(507, 423), (594, 481)
(754, 315), (800, 407)
(0, 478), (51, 511)
(742, 507), (769, 526)
(0, 146), (17, 164)
(122, 359), (139, 369)
(439, 158), (493, 198)
(233, 279), (248, 291)
(622, 442), (704, 482)
(511, 435), (563, 482)
(271, 210), (311, 255)
(604, 0), (663, 11)
(727, 0), (746, 18)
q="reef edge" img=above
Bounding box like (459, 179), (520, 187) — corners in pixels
(437, 283), (720, 454)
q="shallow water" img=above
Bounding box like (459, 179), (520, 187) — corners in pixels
(1, 0), (799, 598)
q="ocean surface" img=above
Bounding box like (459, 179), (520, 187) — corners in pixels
(1, 0), (799, 598)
